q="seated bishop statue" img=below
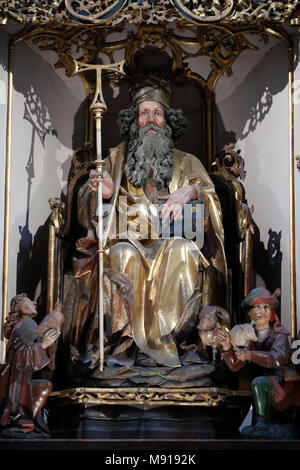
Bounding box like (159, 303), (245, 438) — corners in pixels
(69, 78), (228, 374)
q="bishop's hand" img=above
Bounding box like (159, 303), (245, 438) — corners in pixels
(89, 170), (114, 199)
(158, 185), (198, 224)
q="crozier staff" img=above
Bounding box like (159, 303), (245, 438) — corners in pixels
(73, 60), (125, 371)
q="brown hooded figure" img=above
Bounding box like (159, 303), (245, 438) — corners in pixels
(0, 294), (62, 433)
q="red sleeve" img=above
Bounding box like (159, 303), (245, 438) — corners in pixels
(249, 334), (290, 369)
(222, 348), (247, 372)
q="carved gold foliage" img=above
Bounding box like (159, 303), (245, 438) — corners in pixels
(64, 0), (127, 24)
(13, 23), (267, 96)
(112, 0), (180, 26)
(171, 0), (298, 25)
(50, 387), (250, 407)
(0, 0), (64, 24)
(27, 26), (108, 77)
(124, 24), (259, 82)
(0, 0), (298, 25)
(49, 198), (65, 234)
(172, 0), (235, 23)
(234, 0), (298, 23)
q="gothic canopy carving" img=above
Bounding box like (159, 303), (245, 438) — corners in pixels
(0, 1), (299, 26)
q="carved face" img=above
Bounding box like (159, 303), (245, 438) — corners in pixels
(20, 297), (38, 318)
(137, 100), (165, 132)
(249, 303), (272, 331)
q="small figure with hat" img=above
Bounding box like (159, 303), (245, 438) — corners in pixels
(217, 287), (293, 438)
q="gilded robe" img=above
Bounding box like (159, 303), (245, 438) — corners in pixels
(72, 143), (227, 367)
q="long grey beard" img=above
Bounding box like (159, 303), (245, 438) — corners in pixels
(125, 123), (174, 190)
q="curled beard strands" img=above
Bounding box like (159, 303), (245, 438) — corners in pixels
(125, 123), (174, 190)
(117, 106), (138, 139)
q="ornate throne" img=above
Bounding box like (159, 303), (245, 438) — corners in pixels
(1, 0), (298, 442)
(43, 25), (258, 410)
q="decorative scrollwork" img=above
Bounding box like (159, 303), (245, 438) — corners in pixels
(13, 23), (264, 93)
(0, 0), (65, 24)
(64, 0), (127, 24)
(0, 0), (298, 25)
(112, 0), (181, 25)
(50, 387), (251, 408)
(171, 0), (235, 24)
(171, 0), (298, 25)
(28, 26), (108, 77)
(49, 198), (65, 235)
(234, 0), (299, 23)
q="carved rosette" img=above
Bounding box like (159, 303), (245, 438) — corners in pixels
(64, 0), (127, 24)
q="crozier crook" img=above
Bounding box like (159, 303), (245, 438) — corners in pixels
(73, 59), (125, 371)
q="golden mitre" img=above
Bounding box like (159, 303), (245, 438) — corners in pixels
(129, 77), (172, 109)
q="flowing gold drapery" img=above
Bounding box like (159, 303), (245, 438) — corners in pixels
(74, 143), (227, 366)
